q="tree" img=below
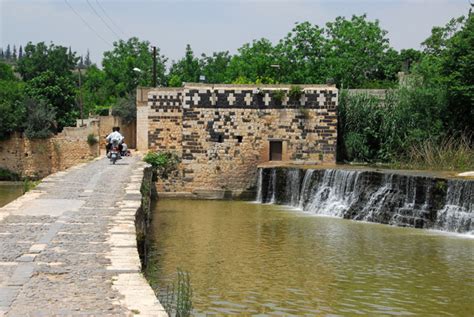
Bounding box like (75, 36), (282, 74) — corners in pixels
(277, 21), (326, 84)
(0, 63), (26, 139)
(102, 37), (167, 96)
(0, 62), (16, 81)
(84, 50), (92, 67)
(168, 44), (201, 85)
(5, 45), (11, 60)
(12, 45), (17, 61)
(24, 98), (56, 139)
(24, 70), (77, 129)
(422, 17), (465, 56)
(199, 51), (231, 84)
(441, 14), (474, 132)
(18, 45), (23, 60)
(227, 38), (279, 83)
(82, 65), (113, 114)
(78, 56), (85, 69)
(324, 15), (392, 88)
(17, 42), (78, 81)
(0, 48), (4, 60)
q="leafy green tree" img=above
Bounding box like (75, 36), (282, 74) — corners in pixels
(102, 37), (167, 96)
(277, 21), (326, 84)
(84, 50), (92, 67)
(0, 62), (16, 81)
(324, 15), (392, 88)
(199, 51), (231, 83)
(422, 16), (465, 56)
(24, 98), (56, 139)
(17, 42), (78, 81)
(111, 94), (136, 124)
(82, 65), (113, 114)
(0, 64), (26, 139)
(441, 14), (474, 132)
(24, 70), (77, 129)
(168, 44), (201, 85)
(227, 38), (279, 83)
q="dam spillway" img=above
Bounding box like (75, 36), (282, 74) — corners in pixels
(256, 167), (473, 234)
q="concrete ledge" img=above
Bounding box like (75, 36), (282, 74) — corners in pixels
(158, 189), (256, 200)
(107, 162), (167, 317)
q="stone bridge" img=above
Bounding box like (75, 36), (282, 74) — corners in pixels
(0, 157), (166, 316)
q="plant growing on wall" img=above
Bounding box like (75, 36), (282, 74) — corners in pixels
(288, 85), (303, 102)
(143, 151), (180, 180)
(272, 90), (286, 106)
(87, 133), (98, 146)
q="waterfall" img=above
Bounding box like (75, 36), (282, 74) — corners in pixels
(303, 170), (361, 217)
(285, 169), (301, 207)
(435, 180), (473, 233)
(298, 169), (314, 209)
(256, 169), (263, 203)
(256, 167), (473, 234)
(269, 169), (277, 204)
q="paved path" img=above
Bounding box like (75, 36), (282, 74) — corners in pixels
(0, 156), (166, 316)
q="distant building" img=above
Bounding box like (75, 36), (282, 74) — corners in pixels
(136, 83), (338, 197)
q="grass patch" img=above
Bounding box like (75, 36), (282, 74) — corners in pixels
(394, 134), (474, 171)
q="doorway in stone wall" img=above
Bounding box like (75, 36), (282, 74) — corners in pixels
(269, 141), (283, 161)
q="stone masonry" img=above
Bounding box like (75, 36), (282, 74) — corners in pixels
(0, 157), (166, 316)
(137, 83), (338, 195)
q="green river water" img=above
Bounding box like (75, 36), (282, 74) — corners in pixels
(148, 199), (473, 316)
(0, 183), (23, 208)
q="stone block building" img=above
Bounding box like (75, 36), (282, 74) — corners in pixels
(136, 83), (338, 197)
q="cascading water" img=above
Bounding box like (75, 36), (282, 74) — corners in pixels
(285, 169), (301, 207)
(256, 167), (473, 234)
(435, 180), (473, 233)
(255, 169), (263, 203)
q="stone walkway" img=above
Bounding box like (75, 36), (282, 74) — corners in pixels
(0, 156), (166, 316)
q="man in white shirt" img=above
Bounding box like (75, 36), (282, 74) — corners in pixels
(105, 127), (124, 154)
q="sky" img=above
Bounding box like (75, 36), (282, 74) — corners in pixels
(0, 0), (471, 67)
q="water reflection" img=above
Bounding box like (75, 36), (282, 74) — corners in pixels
(0, 183), (23, 207)
(148, 199), (474, 316)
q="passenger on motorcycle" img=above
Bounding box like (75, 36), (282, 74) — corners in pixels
(105, 127), (124, 155)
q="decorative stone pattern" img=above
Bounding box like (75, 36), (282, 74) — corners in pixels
(137, 84), (338, 194)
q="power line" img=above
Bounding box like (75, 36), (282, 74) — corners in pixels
(95, 0), (127, 39)
(64, 0), (112, 46)
(86, 0), (122, 40)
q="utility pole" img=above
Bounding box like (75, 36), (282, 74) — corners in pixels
(152, 46), (157, 87)
(78, 68), (84, 126)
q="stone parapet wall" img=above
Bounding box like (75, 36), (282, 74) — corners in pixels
(0, 131), (99, 179)
(138, 83), (338, 193)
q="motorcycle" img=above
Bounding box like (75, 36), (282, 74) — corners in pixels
(109, 140), (121, 164)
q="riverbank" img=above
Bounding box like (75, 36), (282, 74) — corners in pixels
(0, 156), (165, 316)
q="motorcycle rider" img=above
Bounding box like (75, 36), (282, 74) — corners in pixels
(105, 127), (124, 155)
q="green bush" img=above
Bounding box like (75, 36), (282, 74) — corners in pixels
(338, 86), (447, 164)
(143, 151), (180, 179)
(288, 85), (303, 100)
(111, 94), (136, 124)
(24, 98), (56, 139)
(272, 90), (286, 104)
(87, 133), (98, 146)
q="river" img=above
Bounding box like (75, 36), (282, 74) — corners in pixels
(147, 199), (473, 316)
(0, 183), (23, 208)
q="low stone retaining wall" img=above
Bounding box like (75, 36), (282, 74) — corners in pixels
(0, 132), (99, 179)
(109, 162), (166, 316)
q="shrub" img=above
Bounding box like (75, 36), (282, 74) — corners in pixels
(112, 94), (136, 124)
(143, 151), (180, 179)
(24, 98), (56, 139)
(87, 133), (98, 146)
(288, 85), (303, 100)
(272, 90), (286, 105)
